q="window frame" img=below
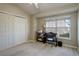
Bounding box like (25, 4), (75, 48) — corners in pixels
(45, 16), (71, 40)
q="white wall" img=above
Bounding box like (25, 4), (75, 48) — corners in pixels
(78, 11), (79, 50)
(0, 4), (30, 50)
(77, 6), (79, 50)
(29, 16), (37, 42)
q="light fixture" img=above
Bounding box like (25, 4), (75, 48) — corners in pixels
(34, 3), (39, 8)
(30, 3), (39, 8)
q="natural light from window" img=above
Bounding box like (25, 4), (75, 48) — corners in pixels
(45, 16), (71, 40)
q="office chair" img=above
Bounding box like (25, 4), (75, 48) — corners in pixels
(46, 32), (57, 46)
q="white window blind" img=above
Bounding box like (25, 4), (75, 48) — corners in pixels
(45, 16), (71, 40)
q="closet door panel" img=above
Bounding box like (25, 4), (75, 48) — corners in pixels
(14, 17), (25, 45)
(0, 13), (9, 50)
(7, 15), (15, 47)
(0, 12), (26, 50)
(0, 13), (14, 50)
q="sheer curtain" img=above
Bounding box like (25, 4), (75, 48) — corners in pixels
(45, 17), (57, 33)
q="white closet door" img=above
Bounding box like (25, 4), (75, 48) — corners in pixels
(0, 13), (26, 50)
(14, 17), (25, 45)
(0, 13), (14, 50)
(0, 13), (9, 50)
(7, 15), (15, 47)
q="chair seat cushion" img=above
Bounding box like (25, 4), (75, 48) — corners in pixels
(47, 38), (53, 40)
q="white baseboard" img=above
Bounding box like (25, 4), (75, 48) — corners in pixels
(63, 44), (77, 49)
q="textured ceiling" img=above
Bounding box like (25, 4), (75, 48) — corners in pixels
(16, 3), (77, 15)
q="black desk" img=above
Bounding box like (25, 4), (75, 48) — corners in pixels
(36, 32), (58, 46)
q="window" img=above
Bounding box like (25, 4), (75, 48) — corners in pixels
(45, 18), (56, 33)
(45, 16), (71, 40)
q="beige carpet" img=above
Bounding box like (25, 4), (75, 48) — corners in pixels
(0, 42), (79, 56)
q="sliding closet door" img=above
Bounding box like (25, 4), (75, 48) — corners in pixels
(7, 15), (15, 47)
(0, 13), (14, 50)
(14, 17), (25, 45)
(0, 12), (26, 50)
(0, 13), (8, 50)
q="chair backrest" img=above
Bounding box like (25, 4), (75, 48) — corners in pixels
(47, 32), (57, 38)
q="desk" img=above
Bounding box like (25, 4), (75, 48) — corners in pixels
(36, 32), (57, 44)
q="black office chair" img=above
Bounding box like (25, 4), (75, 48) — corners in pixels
(46, 32), (57, 46)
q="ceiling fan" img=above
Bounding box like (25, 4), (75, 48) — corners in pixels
(34, 3), (39, 8)
(30, 3), (39, 8)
